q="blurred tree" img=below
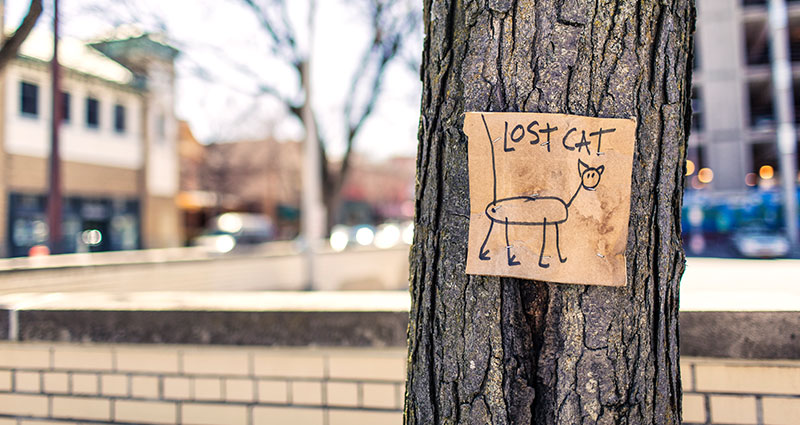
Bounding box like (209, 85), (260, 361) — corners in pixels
(0, 0), (43, 69)
(200, 142), (260, 217)
(235, 0), (420, 231)
(405, 1), (693, 424)
(198, 138), (302, 224)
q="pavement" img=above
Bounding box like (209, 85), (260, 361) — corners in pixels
(680, 257), (800, 311)
(0, 256), (796, 313)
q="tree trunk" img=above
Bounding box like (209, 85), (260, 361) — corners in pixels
(405, 1), (694, 424)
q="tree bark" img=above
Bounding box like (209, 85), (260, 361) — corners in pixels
(405, 1), (694, 424)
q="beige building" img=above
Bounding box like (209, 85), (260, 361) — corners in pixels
(691, 0), (800, 191)
(0, 29), (181, 257)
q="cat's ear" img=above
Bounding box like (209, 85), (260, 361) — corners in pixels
(578, 159), (589, 175)
(597, 165), (605, 175)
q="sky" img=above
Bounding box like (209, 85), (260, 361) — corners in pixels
(4, 0), (422, 161)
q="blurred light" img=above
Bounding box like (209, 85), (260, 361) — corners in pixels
(402, 222), (414, 245)
(81, 229), (102, 246)
(759, 165), (774, 180)
(697, 168), (714, 184)
(690, 176), (705, 190)
(685, 160), (695, 176)
(742, 240), (760, 254)
(28, 244), (50, 256)
(688, 205), (704, 227)
(218, 213), (243, 233)
(32, 220), (48, 240)
(745, 173), (758, 187)
(759, 177), (777, 190)
(330, 227), (349, 252)
(689, 234), (705, 253)
(214, 234), (236, 253)
(375, 224), (401, 249)
(355, 227), (375, 246)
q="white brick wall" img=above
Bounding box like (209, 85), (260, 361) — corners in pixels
(4, 342), (796, 425)
(0, 342), (406, 424)
(681, 357), (800, 425)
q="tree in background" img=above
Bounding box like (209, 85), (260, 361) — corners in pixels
(405, 0), (693, 423)
(235, 0), (420, 230)
(0, 0), (43, 69)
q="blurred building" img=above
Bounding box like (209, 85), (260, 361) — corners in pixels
(339, 155), (415, 225)
(177, 133), (416, 241)
(691, 0), (800, 191)
(178, 137), (304, 242)
(0, 29), (181, 257)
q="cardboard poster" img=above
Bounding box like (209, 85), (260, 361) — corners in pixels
(465, 112), (636, 286)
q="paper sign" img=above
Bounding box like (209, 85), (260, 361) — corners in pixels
(465, 112), (636, 286)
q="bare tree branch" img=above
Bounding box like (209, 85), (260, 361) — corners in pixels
(335, 0), (419, 196)
(0, 0), (43, 70)
(178, 46), (304, 117)
(240, 0), (301, 66)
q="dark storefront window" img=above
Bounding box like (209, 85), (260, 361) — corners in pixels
(7, 193), (140, 257)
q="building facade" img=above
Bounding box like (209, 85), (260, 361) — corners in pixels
(691, 0), (800, 192)
(0, 30), (181, 257)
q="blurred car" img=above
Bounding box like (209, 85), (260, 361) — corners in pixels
(731, 225), (790, 258)
(328, 221), (414, 251)
(329, 224), (376, 251)
(193, 212), (275, 253)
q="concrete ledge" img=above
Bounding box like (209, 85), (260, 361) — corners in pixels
(680, 311), (800, 360)
(0, 292), (409, 347)
(9, 310), (408, 347)
(1, 292), (798, 359)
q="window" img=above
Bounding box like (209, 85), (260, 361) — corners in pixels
(691, 87), (702, 132)
(751, 142), (778, 174)
(61, 92), (70, 122)
(85, 97), (99, 128)
(20, 82), (38, 116)
(748, 80), (773, 128)
(114, 104), (126, 133)
(744, 20), (770, 66)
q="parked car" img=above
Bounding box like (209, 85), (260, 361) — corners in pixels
(731, 225), (790, 258)
(328, 224), (377, 251)
(193, 213), (275, 253)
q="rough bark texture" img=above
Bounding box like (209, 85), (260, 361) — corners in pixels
(405, 0), (693, 424)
